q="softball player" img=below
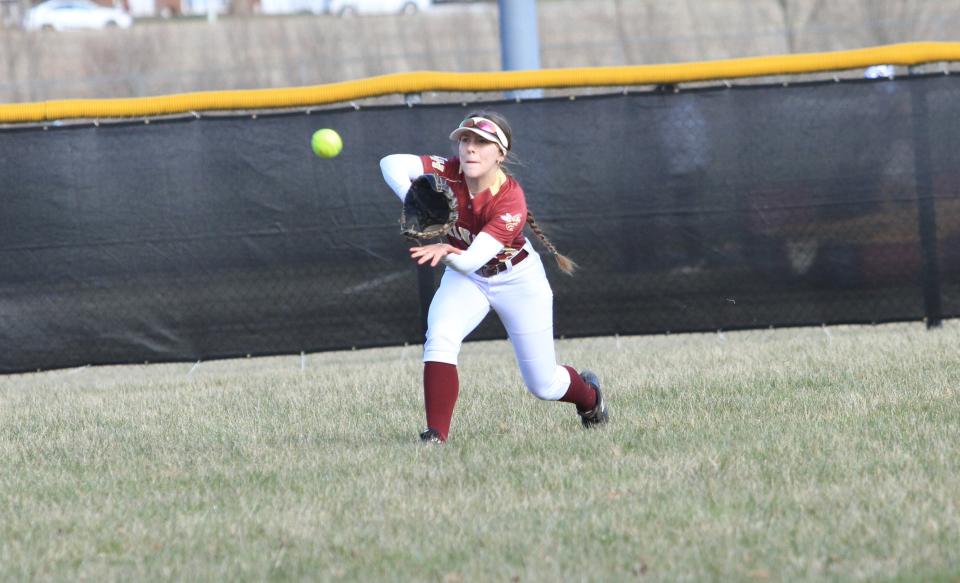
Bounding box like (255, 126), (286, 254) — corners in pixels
(380, 111), (608, 443)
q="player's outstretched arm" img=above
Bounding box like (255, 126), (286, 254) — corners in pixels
(409, 243), (462, 267)
(380, 154), (424, 202)
(408, 233), (500, 272)
(436, 232), (503, 274)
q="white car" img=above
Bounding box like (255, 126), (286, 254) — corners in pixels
(24, 0), (133, 31)
(327, 0), (430, 16)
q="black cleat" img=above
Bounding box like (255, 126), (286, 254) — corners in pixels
(578, 370), (609, 428)
(419, 428), (444, 444)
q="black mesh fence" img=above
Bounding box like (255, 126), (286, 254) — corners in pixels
(1, 73), (958, 373)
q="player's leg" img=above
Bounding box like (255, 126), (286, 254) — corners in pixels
(491, 258), (606, 424)
(421, 268), (491, 442)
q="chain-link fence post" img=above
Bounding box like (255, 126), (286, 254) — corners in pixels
(910, 80), (943, 329)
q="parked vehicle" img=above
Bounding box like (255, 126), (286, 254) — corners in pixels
(23, 0), (132, 30)
(327, 0), (429, 16)
(258, 0), (325, 15)
(179, 0), (229, 16)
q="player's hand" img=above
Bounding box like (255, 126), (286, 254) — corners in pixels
(409, 243), (462, 267)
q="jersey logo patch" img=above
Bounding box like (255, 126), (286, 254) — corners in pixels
(429, 155), (446, 173)
(500, 212), (522, 232)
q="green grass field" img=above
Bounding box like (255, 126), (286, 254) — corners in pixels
(2, 322), (959, 581)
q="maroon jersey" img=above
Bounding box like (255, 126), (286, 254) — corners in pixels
(420, 155), (527, 260)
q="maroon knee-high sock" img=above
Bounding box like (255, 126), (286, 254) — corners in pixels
(423, 361), (459, 441)
(559, 365), (597, 413)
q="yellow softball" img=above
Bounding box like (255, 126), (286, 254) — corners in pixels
(311, 128), (343, 159)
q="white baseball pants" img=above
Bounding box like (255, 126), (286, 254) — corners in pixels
(422, 248), (571, 401)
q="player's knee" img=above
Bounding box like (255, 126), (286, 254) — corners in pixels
(525, 381), (555, 400)
(522, 365), (568, 401)
(423, 327), (464, 364)
(425, 327), (462, 352)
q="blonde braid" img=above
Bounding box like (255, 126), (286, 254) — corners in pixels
(526, 211), (577, 275)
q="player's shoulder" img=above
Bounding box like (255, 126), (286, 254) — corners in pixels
(488, 176), (526, 219)
(499, 173), (525, 200)
(423, 155), (461, 179)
